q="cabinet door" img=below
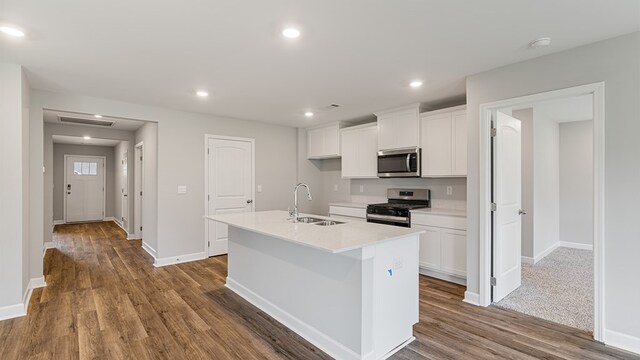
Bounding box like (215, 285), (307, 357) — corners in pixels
(377, 109), (420, 150)
(340, 129), (359, 177)
(452, 110), (467, 176)
(323, 125), (340, 157)
(440, 229), (466, 277)
(307, 128), (323, 158)
(341, 125), (377, 178)
(359, 125), (378, 177)
(415, 225), (441, 270)
(421, 113), (452, 176)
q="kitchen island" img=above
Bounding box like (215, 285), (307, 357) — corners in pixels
(206, 210), (423, 360)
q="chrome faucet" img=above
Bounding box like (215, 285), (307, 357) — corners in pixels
(290, 182), (313, 222)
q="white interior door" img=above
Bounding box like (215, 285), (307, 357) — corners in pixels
(207, 137), (254, 256)
(121, 151), (129, 229)
(492, 111), (523, 302)
(65, 156), (105, 223)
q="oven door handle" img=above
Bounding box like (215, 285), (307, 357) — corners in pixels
(366, 214), (410, 224)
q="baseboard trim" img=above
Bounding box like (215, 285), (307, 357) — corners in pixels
(0, 302), (25, 321)
(141, 242), (157, 259)
(53, 220), (64, 225)
(44, 242), (55, 249)
(533, 242), (560, 263)
(0, 276), (47, 321)
(463, 291), (480, 306)
(604, 329), (640, 355)
(559, 241), (593, 251)
(154, 251), (206, 267)
(226, 277), (362, 360)
(521, 256), (535, 264)
(127, 234), (139, 240)
(419, 267), (466, 286)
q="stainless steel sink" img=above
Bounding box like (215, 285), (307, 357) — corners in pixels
(313, 220), (344, 226)
(296, 217), (326, 223)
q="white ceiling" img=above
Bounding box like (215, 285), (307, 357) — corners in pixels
(1, 1), (638, 127)
(52, 135), (122, 147)
(536, 94), (593, 123)
(43, 110), (147, 131)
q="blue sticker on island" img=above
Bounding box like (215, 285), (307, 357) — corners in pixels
(387, 269), (393, 276)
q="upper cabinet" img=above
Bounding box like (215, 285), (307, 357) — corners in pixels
(307, 123), (342, 159)
(375, 104), (421, 150)
(420, 106), (467, 177)
(341, 123), (378, 178)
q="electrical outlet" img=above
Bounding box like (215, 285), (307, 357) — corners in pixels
(257, 185), (263, 193)
(446, 186), (453, 195)
(359, 185), (364, 193)
(333, 184), (338, 191)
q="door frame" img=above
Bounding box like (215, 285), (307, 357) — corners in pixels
(63, 154), (107, 223)
(121, 149), (129, 229)
(134, 141), (144, 240)
(477, 82), (605, 340)
(204, 134), (256, 257)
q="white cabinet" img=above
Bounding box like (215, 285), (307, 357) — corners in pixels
(307, 124), (342, 159)
(375, 104), (421, 150)
(328, 205), (367, 222)
(412, 211), (467, 285)
(341, 124), (378, 178)
(420, 106), (467, 177)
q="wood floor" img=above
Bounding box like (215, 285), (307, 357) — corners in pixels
(0, 222), (635, 360)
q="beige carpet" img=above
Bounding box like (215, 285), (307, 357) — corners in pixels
(495, 247), (593, 331)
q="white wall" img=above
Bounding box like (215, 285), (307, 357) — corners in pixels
(513, 108), (534, 258)
(135, 122), (158, 253)
(114, 141), (129, 229)
(0, 63), (30, 310)
(532, 109), (560, 258)
(560, 120), (593, 246)
(31, 90), (299, 263)
(52, 144), (116, 220)
(466, 32), (640, 341)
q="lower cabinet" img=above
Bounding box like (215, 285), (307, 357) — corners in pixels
(412, 213), (466, 285)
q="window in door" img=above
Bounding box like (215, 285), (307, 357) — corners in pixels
(73, 161), (98, 176)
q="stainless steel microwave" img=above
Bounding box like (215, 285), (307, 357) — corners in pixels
(377, 147), (421, 177)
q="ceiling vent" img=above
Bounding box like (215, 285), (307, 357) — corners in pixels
(59, 116), (115, 127)
(317, 104), (341, 112)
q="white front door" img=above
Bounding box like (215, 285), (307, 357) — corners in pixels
(492, 111), (523, 302)
(65, 156), (105, 223)
(207, 137), (254, 256)
(121, 151), (129, 229)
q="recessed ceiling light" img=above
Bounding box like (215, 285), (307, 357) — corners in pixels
(196, 90), (209, 97)
(0, 26), (25, 37)
(409, 80), (423, 88)
(94, 114), (102, 118)
(83, 136), (91, 140)
(529, 37), (551, 48)
(304, 112), (314, 117)
(282, 28), (301, 39)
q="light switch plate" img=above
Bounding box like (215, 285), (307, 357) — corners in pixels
(178, 185), (187, 194)
(333, 185), (338, 191)
(257, 185), (263, 193)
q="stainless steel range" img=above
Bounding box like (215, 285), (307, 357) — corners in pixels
(366, 188), (430, 227)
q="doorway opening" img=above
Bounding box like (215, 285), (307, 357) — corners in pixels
(204, 135), (255, 257)
(478, 83), (604, 340)
(44, 109), (157, 261)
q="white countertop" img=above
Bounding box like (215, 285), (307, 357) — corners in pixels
(206, 210), (423, 253)
(411, 208), (467, 217)
(328, 202), (368, 209)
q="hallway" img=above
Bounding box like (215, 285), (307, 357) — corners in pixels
(0, 222), (633, 359)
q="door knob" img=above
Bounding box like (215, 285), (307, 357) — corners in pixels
(518, 209), (527, 215)
(246, 199), (253, 204)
